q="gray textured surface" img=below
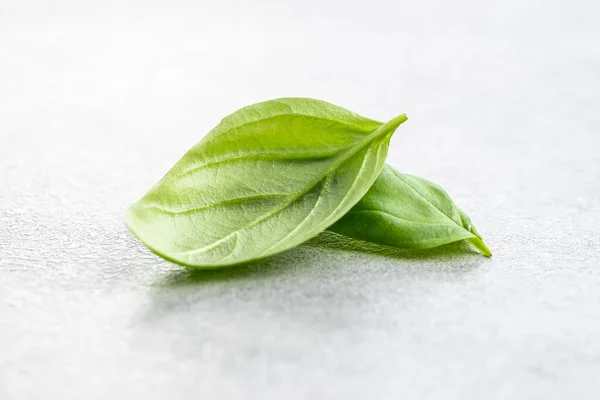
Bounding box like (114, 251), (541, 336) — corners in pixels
(1, 1), (599, 399)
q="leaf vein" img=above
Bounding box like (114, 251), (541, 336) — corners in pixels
(178, 120), (399, 258)
(141, 193), (289, 216)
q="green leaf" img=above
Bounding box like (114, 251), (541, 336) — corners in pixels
(328, 165), (491, 256)
(125, 98), (407, 268)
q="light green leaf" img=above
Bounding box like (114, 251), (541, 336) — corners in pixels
(328, 165), (491, 256)
(126, 98), (407, 268)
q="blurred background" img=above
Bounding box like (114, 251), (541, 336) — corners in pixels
(1, 0), (599, 399)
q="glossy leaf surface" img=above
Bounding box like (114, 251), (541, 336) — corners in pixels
(329, 165), (491, 256)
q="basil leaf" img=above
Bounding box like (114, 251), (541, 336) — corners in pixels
(328, 165), (491, 256)
(126, 98), (407, 268)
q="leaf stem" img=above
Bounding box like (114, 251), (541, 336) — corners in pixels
(381, 113), (408, 134)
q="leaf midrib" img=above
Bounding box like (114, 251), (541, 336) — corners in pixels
(345, 208), (472, 228)
(177, 119), (400, 260)
(177, 112), (380, 179)
(256, 139), (381, 259)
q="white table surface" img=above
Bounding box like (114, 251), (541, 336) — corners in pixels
(1, 1), (599, 399)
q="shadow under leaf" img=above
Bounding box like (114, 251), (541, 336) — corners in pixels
(156, 257), (285, 288)
(305, 231), (484, 259)
(155, 231), (488, 289)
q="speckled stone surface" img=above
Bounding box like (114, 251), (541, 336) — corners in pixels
(1, 1), (599, 399)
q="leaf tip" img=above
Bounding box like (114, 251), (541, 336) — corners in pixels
(467, 237), (492, 257)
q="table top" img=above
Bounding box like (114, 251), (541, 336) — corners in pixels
(1, 1), (599, 399)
